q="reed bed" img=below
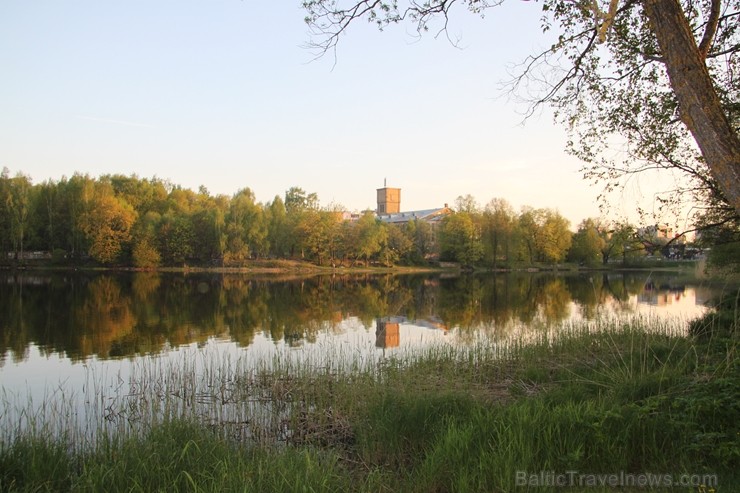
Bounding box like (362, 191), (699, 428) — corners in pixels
(1, 311), (737, 492)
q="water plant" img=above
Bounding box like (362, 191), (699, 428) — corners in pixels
(1, 310), (737, 492)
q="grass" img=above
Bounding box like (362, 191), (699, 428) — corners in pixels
(1, 308), (738, 492)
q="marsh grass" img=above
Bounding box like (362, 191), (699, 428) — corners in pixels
(1, 311), (738, 492)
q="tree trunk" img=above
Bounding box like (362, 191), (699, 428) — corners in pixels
(643, 0), (740, 216)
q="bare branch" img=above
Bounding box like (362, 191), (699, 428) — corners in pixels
(698, 0), (722, 58)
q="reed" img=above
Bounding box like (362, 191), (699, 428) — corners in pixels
(1, 312), (737, 492)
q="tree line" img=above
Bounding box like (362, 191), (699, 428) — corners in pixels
(0, 168), (715, 268)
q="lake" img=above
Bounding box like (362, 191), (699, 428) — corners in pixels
(0, 269), (719, 442)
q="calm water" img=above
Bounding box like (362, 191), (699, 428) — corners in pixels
(0, 269), (719, 440)
(0, 270), (715, 362)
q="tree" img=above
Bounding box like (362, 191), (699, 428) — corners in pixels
(78, 182), (137, 264)
(223, 188), (267, 265)
(284, 186), (321, 258)
(606, 222), (645, 263)
(515, 207), (572, 263)
(454, 194), (480, 214)
(63, 173), (96, 259)
(158, 212), (194, 266)
(515, 207), (541, 264)
(266, 196), (291, 257)
(408, 219), (434, 262)
(4, 172), (34, 261)
(131, 211), (162, 268)
(483, 198), (516, 268)
(569, 218), (607, 265)
(345, 212), (387, 266)
(439, 212), (483, 265)
(296, 208), (342, 265)
(385, 222), (413, 265)
(34, 179), (64, 253)
(191, 194), (228, 264)
(538, 210), (572, 263)
(303, 0), (740, 220)
(285, 186), (319, 213)
(0, 168), (12, 256)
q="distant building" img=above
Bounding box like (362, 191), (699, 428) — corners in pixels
(376, 207), (452, 226)
(375, 183), (452, 226)
(638, 224), (675, 239)
(376, 185), (401, 215)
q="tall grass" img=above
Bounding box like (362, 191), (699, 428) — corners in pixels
(1, 311), (738, 492)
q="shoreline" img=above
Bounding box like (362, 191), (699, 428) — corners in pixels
(0, 258), (702, 276)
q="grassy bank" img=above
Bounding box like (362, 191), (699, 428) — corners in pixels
(1, 307), (737, 491)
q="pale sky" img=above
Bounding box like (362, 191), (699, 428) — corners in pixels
(0, 0), (655, 228)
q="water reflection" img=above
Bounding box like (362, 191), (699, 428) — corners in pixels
(0, 270), (715, 364)
(375, 316), (449, 349)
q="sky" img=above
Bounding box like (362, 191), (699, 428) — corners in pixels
(0, 0), (657, 228)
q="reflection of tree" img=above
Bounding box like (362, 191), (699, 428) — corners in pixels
(566, 272), (656, 319)
(0, 271), (711, 362)
(565, 274), (609, 319)
(437, 277), (484, 334)
(74, 276), (136, 358)
(0, 274), (34, 362)
(535, 277), (572, 322)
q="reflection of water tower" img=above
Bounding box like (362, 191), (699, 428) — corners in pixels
(376, 318), (400, 348)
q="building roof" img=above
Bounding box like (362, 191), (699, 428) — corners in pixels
(376, 207), (451, 224)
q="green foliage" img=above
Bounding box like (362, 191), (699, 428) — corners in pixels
(346, 212), (387, 266)
(76, 180), (138, 264)
(1, 420), (354, 493)
(158, 213), (194, 266)
(1, 171), (34, 260)
(569, 218), (606, 265)
(689, 289), (739, 341)
(707, 241), (740, 276)
(0, 435), (73, 492)
(132, 237), (161, 268)
(482, 198), (516, 268)
(515, 207), (572, 264)
(1, 315), (738, 491)
(0, 167), (715, 269)
(224, 188), (267, 265)
(438, 212), (483, 265)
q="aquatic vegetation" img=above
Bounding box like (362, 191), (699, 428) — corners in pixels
(1, 312), (737, 492)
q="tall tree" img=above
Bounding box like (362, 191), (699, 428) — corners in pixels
(0, 168), (12, 256)
(538, 209), (572, 263)
(296, 208), (342, 265)
(34, 180), (61, 252)
(569, 218), (607, 266)
(191, 194), (228, 264)
(266, 195), (291, 258)
(515, 207), (572, 263)
(303, 0), (740, 219)
(454, 194), (480, 214)
(223, 188), (267, 265)
(131, 211), (162, 268)
(78, 182), (137, 264)
(63, 173), (96, 259)
(158, 212), (194, 266)
(285, 186), (320, 213)
(483, 198), (516, 268)
(5, 172), (33, 260)
(347, 212), (388, 266)
(439, 212), (484, 265)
